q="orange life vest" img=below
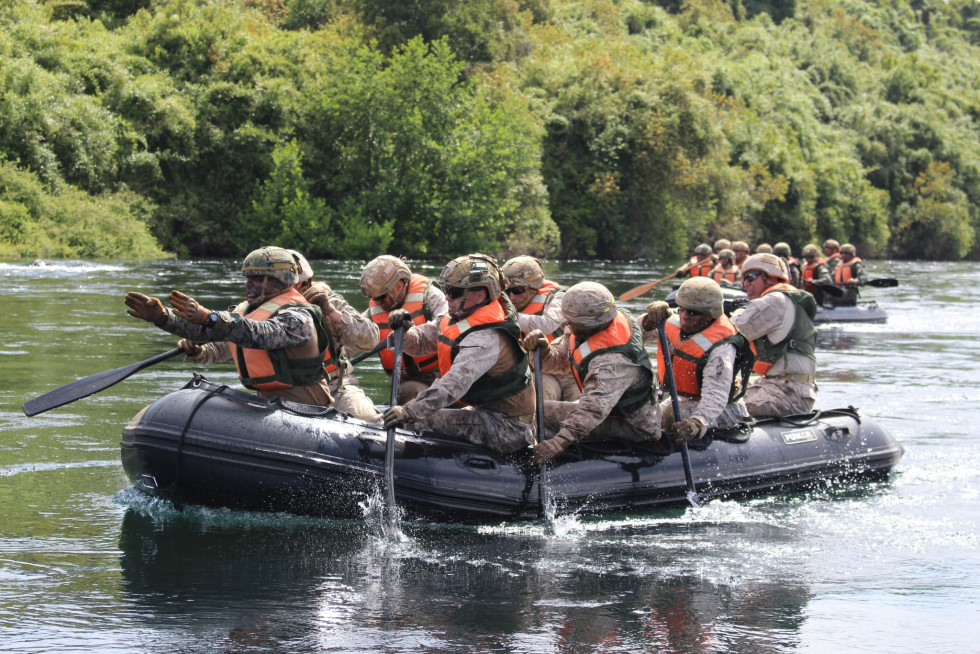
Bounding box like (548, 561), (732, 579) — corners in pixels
(230, 288), (327, 391)
(369, 274), (439, 378)
(688, 257), (714, 277)
(710, 264), (739, 283)
(519, 279), (565, 341)
(833, 257), (863, 284)
(656, 313), (749, 400)
(801, 258), (828, 291)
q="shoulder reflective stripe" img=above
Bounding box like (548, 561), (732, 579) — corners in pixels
(258, 300), (280, 313)
(689, 332), (714, 351)
(404, 291), (425, 303)
(455, 318), (473, 335)
(369, 305), (386, 316)
(577, 342), (593, 358)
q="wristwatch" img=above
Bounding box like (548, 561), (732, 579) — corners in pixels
(205, 311), (220, 330)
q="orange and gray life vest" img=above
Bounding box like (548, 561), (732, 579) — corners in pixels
(519, 279), (565, 341)
(436, 298), (531, 407)
(710, 264), (739, 283)
(801, 258), (828, 291)
(568, 310), (655, 416)
(748, 283), (817, 375)
(369, 274), (439, 379)
(230, 288), (329, 391)
(833, 257), (863, 284)
(688, 256), (714, 277)
(657, 314), (753, 402)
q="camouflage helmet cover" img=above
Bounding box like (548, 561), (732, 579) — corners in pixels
(773, 242), (792, 258)
(360, 255), (411, 298)
(286, 249), (314, 284)
(755, 243), (773, 254)
(823, 239), (840, 251)
(741, 253), (789, 281)
(501, 256), (546, 290)
(713, 238), (732, 252)
(839, 243), (856, 255)
(731, 240), (750, 253)
(241, 246), (297, 286)
(676, 277), (724, 319)
(439, 253), (504, 300)
(801, 243), (820, 257)
(694, 243), (713, 255)
(718, 248), (736, 262)
(562, 281), (616, 329)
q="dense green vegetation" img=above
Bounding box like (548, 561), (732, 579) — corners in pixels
(2, 0), (979, 261)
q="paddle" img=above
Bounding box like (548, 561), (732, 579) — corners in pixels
(533, 348), (553, 520)
(618, 265), (691, 302)
(863, 278), (899, 288)
(349, 339), (388, 366)
(655, 322), (701, 508)
(382, 324), (405, 533)
(811, 280), (844, 297)
(22, 348), (183, 417)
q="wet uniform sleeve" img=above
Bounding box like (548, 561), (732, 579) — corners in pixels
(155, 306), (313, 350)
(517, 291), (566, 337)
(731, 293), (793, 344)
(554, 352), (639, 443)
(324, 291), (379, 351)
(402, 319), (440, 358)
(690, 343), (736, 427)
(426, 287), (449, 321)
(403, 330), (500, 421)
(539, 332), (572, 375)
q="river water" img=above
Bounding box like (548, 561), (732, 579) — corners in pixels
(0, 258), (977, 653)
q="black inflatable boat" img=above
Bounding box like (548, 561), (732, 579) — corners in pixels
(120, 376), (904, 523)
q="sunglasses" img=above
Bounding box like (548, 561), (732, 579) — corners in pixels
(743, 271), (764, 283)
(679, 307), (705, 318)
(505, 286), (527, 296)
(445, 286), (466, 299)
(372, 293), (388, 303)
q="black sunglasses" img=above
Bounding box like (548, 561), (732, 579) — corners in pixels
(505, 286), (527, 296)
(372, 293), (387, 303)
(743, 271), (764, 283)
(679, 307), (705, 317)
(445, 286), (466, 299)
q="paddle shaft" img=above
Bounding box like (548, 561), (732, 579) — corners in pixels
(618, 268), (686, 302)
(383, 325), (405, 530)
(22, 347), (183, 417)
(349, 339), (387, 366)
(656, 322), (701, 508)
(533, 348), (551, 518)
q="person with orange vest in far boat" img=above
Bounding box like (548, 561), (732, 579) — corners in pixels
(828, 243), (868, 307)
(381, 254), (537, 454)
(123, 246), (335, 407)
(286, 249), (382, 422)
(772, 242), (802, 288)
(800, 244), (834, 307)
(500, 256), (581, 403)
(642, 278), (753, 443)
(523, 282), (661, 463)
(676, 243), (715, 278)
(823, 239), (842, 277)
(731, 240), (751, 267)
(709, 248), (741, 285)
(731, 254), (818, 417)
(359, 255), (447, 404)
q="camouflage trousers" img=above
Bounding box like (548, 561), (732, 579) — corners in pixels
(329, 377), (382, 423)
(259, 379), (332, 407)
(420, 407), (535, 454)
(542, 400), (658, 443)
(541, 372), (583, 403)
(743, 377), (817, 418)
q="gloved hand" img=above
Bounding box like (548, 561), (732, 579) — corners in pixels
(303, 285), (334, 314)
(125, 292), (167, 323)
(523, 329), (548, 353)
(642, 301), (672, 331)
(674, 417), (705, 443)
(168, 290), (210, 326)
(388, 309), (412, 330)
(177, 339), (204, 358)
(534, 434), (571, 464)
(383, 405), (415, 430)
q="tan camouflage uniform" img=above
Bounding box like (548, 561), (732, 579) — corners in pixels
(731, 294), (817, 416)
(514, 288), (582, 403)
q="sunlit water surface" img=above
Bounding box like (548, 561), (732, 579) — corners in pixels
(1, 259), (977, 653)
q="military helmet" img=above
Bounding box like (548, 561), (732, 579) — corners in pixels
(501, 256), (546, 290)
(823, 239), (840, 251)
(241, 246), (297, 286)
(439, 253), (504, 300)
(755, 243), (773, 254)
(801, 243), (820, 257)
(731, 240), (750, 253)
(741, 253), (789, 282)
(287, 250), (314, 284)
(676, 277), (724, 319)
(360, 255), (411, 299)
(717, 248), (735, 262)
(713, 238), (731, 252)
(773, 242), (792, 258)
(840, 243), (856, 255)
(694, 243), (713, 255)
(562, 282), (616, 329)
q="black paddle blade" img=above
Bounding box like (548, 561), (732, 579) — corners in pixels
(22, 348), (182, 417)
(867, 278), (899, 288)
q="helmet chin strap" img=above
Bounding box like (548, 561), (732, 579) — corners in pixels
(247, 276), (277, 311)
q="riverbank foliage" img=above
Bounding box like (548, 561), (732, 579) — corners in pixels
(2, 0), (979, 260)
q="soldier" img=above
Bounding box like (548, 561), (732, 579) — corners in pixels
(360, 255), (447, 404)
(800, 244), (833, 306)
(381, 254), (536, 454)
(830, 243), (868, 306)
(755, 243), (773, 254)
(709, 248), (741, 285)
(822, 239), (841, 277)
(524, 282), (661, 463)
(678, 243), (714, 278)
(643, 278), (753, 441)
(500, 256), (580, 402)
(732, 253), (818, 417)
(713, 238), (732, 253)
(124, 246), (334, 406)
(731, 241), (751, 267)
(772, 242), (802, 288)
